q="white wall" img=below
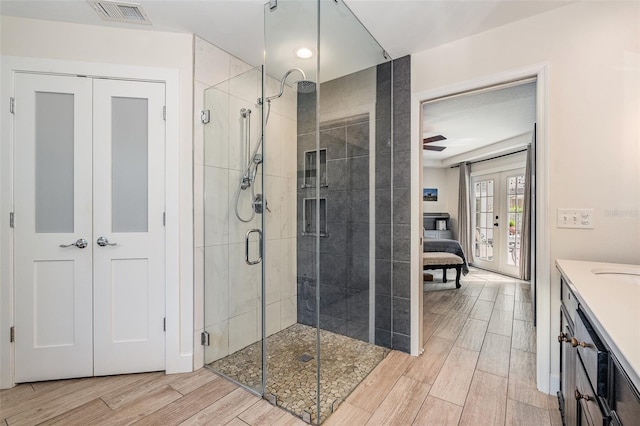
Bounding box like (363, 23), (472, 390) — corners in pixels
(422, 167), (460, 237)
(193, 37), (298, 367)
(0, 16), (195, 386)
(422, 167), (449, 213)
(412, 1), (640, 393)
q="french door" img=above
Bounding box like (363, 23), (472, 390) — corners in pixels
(472, 169), (525, 277)
(14, 73), (166, 382)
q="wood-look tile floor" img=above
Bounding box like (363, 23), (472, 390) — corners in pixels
(0, 368), (307, 426)
(328, 267), (563, 426)
(1, 268), (562, 425)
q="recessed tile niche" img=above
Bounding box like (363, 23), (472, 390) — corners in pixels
(303, 149), (327, 188)
(302, 198), (327, 237)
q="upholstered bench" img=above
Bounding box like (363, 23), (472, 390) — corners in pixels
(422, 252), (463, 289)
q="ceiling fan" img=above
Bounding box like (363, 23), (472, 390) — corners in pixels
(423, 135), (447, 151)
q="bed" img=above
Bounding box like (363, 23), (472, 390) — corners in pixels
(423, 237), (470, 276)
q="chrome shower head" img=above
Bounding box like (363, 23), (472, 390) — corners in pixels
(263, 68), (314, 103)
(296, 79), (316, 94)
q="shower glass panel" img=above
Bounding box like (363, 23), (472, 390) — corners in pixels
(202, 1), (397, 423)
(265, 0), (392, 423)
(203, 66), (265, 394)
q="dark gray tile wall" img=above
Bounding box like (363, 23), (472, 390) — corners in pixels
(296, 55), (411, 353)
(374, 61), (393, 347)
(296, 89), (318, 329)
(391, 55), (412, 353)
(296, 84), (371, 340)
(374, 55), (412, 353)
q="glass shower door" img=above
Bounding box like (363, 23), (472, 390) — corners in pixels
(203, 67), (266, 394)
(264, 0), (392, 423)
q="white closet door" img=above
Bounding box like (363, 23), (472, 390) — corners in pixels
(14, 73), (94, 382)
(92, 79), (166, 375)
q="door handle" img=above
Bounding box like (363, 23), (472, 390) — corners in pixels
(59, 238), (88, 249)
(97, 236), (117, 247)
(245, 229), (263, 265)
(494, 222), (499, 226)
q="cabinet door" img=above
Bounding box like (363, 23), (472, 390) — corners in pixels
(560, 308), (578, 425)
(576, 356), (609, 426)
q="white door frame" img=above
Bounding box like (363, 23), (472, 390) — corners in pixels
(411, 63), (551, 392)
(0, 56), (188, 388)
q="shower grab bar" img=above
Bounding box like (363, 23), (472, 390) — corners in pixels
(241, 108), (251, 171)
(245, 228), (263, 265)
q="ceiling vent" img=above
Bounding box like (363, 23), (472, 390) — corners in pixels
(91, 1), (151, 25)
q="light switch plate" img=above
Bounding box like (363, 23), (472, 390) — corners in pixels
(557, 208), (594, 229)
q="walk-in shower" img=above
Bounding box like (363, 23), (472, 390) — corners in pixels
(202, 0), (411, 423)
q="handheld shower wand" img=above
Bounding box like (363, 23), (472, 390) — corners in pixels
(235, 68), (315, 223)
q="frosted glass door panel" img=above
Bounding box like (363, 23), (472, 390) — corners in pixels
(35, 92), (75, 233)
(111, 97), (149, 233)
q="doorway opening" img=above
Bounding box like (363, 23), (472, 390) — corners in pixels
(418, 75), (544, 384)
(420, 79), (536, 282)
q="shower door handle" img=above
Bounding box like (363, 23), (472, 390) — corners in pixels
(245, 229), (263, 265)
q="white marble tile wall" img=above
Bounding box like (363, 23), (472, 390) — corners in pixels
(194, 36), (298, 368)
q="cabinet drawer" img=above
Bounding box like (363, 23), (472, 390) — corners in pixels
(576, 356), (609, 426)
(575, 308), (609, 398)
(561, 278), (578, 326)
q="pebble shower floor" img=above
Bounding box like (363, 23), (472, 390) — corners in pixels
(209, 323), (389, 424)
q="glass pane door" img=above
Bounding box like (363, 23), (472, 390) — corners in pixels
(472, 170), (525, 276)
(203, 67), (265, 394)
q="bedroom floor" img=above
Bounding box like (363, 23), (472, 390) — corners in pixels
(1, 268), (562, 425)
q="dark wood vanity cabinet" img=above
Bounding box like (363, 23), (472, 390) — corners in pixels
(558, 277), (640, 426)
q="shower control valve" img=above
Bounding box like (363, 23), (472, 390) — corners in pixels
(240, 176), (251, 190)
(252, 194), (270, 214)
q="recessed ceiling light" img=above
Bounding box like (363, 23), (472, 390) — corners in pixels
(295, 47), (313, 59)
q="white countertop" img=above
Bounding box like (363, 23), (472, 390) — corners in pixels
(556, 259), (640, 390)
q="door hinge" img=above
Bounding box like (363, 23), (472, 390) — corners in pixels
(201, 331), (210, 346)
(163, 212), (166, 226)
(9, 212), (14, 228)
(163, 317), (166, 332)
(200, 110), (210, 124)
(163, 106), (166, 121)
(10, 326), (15, 343)
(10, 97), (15, 114)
